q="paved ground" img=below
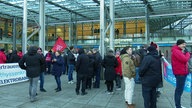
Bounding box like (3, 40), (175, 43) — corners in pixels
(0, 74), (191, 108)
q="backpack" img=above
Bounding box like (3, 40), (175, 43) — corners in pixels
(45, 53), (52, 62)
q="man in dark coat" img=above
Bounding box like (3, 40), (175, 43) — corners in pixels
(139, 45), (162, 108)
(7, 50), (20, 63)
(75, 48), (89, 95)
(92, 48), (102, 88)
(18, 46), (45, 102)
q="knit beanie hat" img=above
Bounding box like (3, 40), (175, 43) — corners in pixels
(150, 42), (157, 49)
(176, 39), (186, 45)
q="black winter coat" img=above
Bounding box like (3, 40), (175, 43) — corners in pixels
(102, 54), (118, 81)
(139, 50), (161, 87)
(87, 55), (96, 77)
(8, 50), (20, 63)
(67, 51), (76, 65)
(76, 49), (89, 76)
(18, 46), (45, 78)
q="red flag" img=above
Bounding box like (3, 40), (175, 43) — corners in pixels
(52, 37), (67, 52)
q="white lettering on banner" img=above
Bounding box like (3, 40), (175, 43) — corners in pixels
(56, 45), (63, 51)
(0, 63), (28, 86)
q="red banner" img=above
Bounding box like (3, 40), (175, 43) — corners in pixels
(52, 37), (67, 52)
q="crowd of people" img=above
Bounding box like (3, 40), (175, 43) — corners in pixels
(0, 39), (190, 108)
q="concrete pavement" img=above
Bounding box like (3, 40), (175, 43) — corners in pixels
(0, 74), (191, 108)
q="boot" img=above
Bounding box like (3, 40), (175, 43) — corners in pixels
(128, 104), (135, 108)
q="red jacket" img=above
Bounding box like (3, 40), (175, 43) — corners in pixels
(171, 45), (190, 75)
(115, 56), (122, 76)
(0, 51), (7, 64)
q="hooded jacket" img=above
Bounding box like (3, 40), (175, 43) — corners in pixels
(171, 45), (190, 75)
(18, 46), (45, 78)
(139, 50), (161, 87)
(102, 53), (118, 81)
(120, 54), (136, 79)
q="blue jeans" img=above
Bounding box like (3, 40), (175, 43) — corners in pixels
(142, 85), (157, 108)
(39, 72), (44, 90)
(54, 76), (61, 89)
(68, 64), (74, 81)
(94, 66), (101, 88)
(29, 77), (39, 101)
(174, 75), (187, 108)
(115, 74), (121, 88)
(135, 67), (140, 83)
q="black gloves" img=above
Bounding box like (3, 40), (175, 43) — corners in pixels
(184, 48), (188, 53)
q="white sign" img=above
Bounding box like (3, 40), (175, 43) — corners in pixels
(0, 63), (28, 86)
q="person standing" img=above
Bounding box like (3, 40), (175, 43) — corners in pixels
(7, 50), (20, 63)
(75, 48), (89, 95)
(139, 45), (162, 108)
(18, 46), (45, 102)
(171, 39), (190, 108)
(45, 50), (53, 74)
(67, 46), (76, 84)
(0, 48), (7, 64)
(37, 48), (47, 92)
(86, 50), (96, 89)
(52, 51), (64, 92)
(120, 46), (136, 108)
(115, 51), (122, 90)
(92, 48), (102, 88)
(102, 49), (118, 94)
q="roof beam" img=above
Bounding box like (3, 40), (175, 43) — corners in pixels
(0, 1), (60, 21)
(46, 0), (93, 20)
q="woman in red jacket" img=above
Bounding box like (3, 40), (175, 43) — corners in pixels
(171, 39), (190, 108)
(115, 51), (122, 90)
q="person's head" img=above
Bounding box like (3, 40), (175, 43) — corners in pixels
(147, 45), (157, 53)
(55, 51), (61, 56)
(120, 46), (132, 55)
(107, 49), (114, 56)
(92, 48), (98, 54)
(115, 51), (120, 57)
(69, 46), (74, 51)
(0, 48), (5, 52)
(37, 47), (42, 54)
(176, 39), (186, 50)
(150, 42), (159, 51)
(87, 50), (93, 55)
(8, 49), (13, 54)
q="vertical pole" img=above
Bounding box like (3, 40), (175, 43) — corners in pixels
(100, 0), (105, 58)
(109, 0), (114, 50)
(22, 0), (27, 54)
(13, 17), (17, 50)
(82, 23), (84, 44)
(39, 0), (45, 52)
(145, 4), (150, 44)
(69, 13), (72, 46)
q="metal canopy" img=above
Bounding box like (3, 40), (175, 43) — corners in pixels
(0, 0), (191, 26)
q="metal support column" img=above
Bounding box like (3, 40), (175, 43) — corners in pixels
(22, 0), (27, 53)
(12, 17), (17, 50)
(145, 4), (150, 44)
(109, 0), (114, 50)
(100, 0), (105, 58)
(135, 18), (138, 41)
(69, 13), (72, 46)
(39, 0), (45, 51)
(4, 19), (8, 37)
(123, 21), (126, 37)
(82, 23), (84, 44)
